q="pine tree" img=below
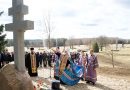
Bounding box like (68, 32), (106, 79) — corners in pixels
(0, 11), (7, 52)
(93, 42), (99, 53)
(0, 25), (7, 52)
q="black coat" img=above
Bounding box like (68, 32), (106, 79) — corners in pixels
(25, 53), (39, 76)
(1, 53), (11, 62)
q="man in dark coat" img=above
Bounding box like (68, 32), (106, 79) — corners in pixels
(2, 49), (11, 64)
(25, 48), (39, 77)
(0, 52), (3, 68)
(43, 51), (47, 67)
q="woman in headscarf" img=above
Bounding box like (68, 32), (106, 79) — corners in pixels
(86, 49), (99, 85)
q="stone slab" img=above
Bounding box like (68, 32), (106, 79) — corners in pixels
(9, 5), (28, 16)
(5, 20), (34, 31)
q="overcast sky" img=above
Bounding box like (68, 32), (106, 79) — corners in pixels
(0, 0), (130, 39)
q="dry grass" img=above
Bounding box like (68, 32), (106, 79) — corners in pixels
(97, 45), (130, 81)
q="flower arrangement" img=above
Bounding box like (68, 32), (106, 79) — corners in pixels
(33, 79), (50, 90)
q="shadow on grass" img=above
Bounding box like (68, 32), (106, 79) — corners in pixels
(62, 83), (90, 90)
(62, 82), (114, 90)
(93, 82), (114, 90)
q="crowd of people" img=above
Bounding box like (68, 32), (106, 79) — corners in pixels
(0, 49), (14, 68)
(0, 47), (99, 86)
(53, 47), (99, 86)
(25, 50), (55, 68)
(24, 47), (99, 86)
(0, 48), (56, 69)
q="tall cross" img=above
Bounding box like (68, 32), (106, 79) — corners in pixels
(5, 0), (34, 72)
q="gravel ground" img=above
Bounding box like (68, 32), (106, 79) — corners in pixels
(62, 75), (130, 90)
(32, 67), (130, 90)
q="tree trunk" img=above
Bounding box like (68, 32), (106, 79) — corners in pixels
(111, 50), (114, 68)
(100, 46), (103, 51)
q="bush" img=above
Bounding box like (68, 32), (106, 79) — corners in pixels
(93, 42), (99, 53)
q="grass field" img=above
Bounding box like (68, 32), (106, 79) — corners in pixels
(97, 44), (130, 81)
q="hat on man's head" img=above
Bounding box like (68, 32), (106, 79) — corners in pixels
(30, 47), (34, 50)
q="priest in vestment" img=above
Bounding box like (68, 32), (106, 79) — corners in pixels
(25, 48), (39, 76)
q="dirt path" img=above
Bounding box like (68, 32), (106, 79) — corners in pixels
(62, 75), (130, 90)
(32, 67), (130, 90)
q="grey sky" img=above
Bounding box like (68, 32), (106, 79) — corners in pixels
(0, 0), (130, 39)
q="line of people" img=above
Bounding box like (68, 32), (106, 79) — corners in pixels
(0, 49), (54, 69)
(25, 51), (55, 68)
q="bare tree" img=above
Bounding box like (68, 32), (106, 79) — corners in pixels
(63, 38), (67, 49)
(43, 14), (52, 49)
(78, 39), (83, 46)
(97, 36), (109, 51)
(115, 37), (118, 50)
(69, 36), (74, 49)
(105, 45), (115, 68)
